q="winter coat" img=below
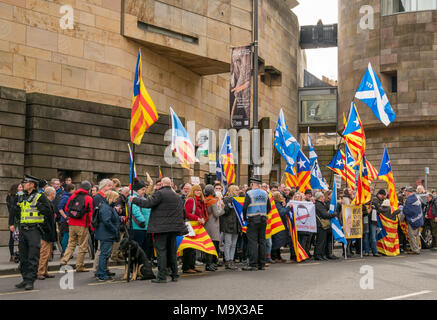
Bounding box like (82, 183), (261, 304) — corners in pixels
(6, 194), (18, 226)
(95, 200), (120, 242)
(42, 201), (57, 242)
(204, 196), (225, 241)
(315, 200), (333, 229)
(130, 186), (186, 234)
(425, 198), (437, 220)
(129, 191), (151, 231)
(93, 192), (105, 210)
(220, 196), (241, 234)
(272, 202), (290, 250)
(185, 196), (208, 222)
(403, 194), (424, 230)
(57, 191), (72, 223)
(64, 189), (93, 228)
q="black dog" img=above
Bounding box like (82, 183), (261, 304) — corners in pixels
(119, 238), (155, 281)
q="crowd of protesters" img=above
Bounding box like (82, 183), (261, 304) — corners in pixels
(6, 173), (437, 285)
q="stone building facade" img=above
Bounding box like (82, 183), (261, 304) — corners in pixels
(338, 1), (437, 189)
(0, 0), (305, 244)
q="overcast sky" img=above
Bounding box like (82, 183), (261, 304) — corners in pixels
(292, 0), (338, 81)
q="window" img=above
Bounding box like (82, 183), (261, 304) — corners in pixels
(382, 0), (437, 15)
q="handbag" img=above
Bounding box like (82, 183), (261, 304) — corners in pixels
(317, 215), (331, 230)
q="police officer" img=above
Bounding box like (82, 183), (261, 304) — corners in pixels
(14, 174), (51, 290)
(242, 177), (271, 271)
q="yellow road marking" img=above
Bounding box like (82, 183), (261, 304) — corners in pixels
(88, 280), (125, 286)
(0, 290), (40, 296)
(297, 262), (320, 266)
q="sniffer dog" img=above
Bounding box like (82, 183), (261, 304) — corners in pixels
(119, 238), (155, 281)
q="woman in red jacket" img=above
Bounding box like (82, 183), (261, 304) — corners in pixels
(183, 185), (208, 273)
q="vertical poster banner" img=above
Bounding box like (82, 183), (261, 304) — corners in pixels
(230, 46), (251, 129)
(290, 201), (317, 233)
(342, 205), (363, 239)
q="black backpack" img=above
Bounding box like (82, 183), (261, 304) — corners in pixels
(91, 206), (100, 229)
(67, 194), (87, 219)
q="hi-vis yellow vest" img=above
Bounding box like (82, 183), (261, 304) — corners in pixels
(19, 192), (44, 224)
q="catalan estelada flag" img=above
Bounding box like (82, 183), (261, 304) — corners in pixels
(365, 156), (378, 181)
(130, 49), (158, 145)
(340, 149), (356, 190)
(376, 213), (400, 256)
(296, 150), (311, 193)
(266, 194), (286, 239)
(232, 197), (247, 233)
(158, 166), (163, 179)
(176, 221), (217, 258)
(352, 156), (371, 205)
(342, 102), (366, 167)
(219, 131), (236, 185)
(286, 208), (309, 262)
(327, 149), (348, 183)
(285, 166), (298, 188)
(378, 147), (399, 212)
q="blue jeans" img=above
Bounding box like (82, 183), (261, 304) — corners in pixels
(364, 224), (378, 254)
(97, 241), (113, 279)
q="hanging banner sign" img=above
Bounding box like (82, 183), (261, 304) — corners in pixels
(230, 46), (251, 129)
(342, 205), (363, 239)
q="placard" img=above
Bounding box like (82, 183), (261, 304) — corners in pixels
(289, 200), (317, 233)
(342, 205), (363, 239)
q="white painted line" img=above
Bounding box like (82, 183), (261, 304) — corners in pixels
(384, 290), (432, 300)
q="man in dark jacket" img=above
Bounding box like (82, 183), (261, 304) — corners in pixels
(130, 177), (186, 283)
(57, 184), (75, 255)
(37, 187), (58, 280)
(403, 186), (424, 254)
(314, 192), (336, 261)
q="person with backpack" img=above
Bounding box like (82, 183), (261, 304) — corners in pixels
(60, 181), (93, 272)
(57, 183), (76, 256)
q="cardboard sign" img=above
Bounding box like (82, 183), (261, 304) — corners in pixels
(342, 205), (363, 239)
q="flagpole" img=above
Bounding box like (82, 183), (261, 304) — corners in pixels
(169, 114), (174, 182)
(127, 142), (135, 282)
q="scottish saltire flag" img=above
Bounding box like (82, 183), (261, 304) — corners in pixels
(266, 194), (286, 239)
(329, 182), (347, 245)
(177, 221), (218, 257)
(170, 107), (197, 169)
(342, 102), (366, 167)
(130, 49), (158, 145)
(218, 131), (236, 186)
(274, 109), (301, 168)
(232, 197), (247, 233)
(286, 208), (309, 262)
(296, 150), (311, 192)
(308, 128), (328, 190)
(378, 148), (399, 212)
(355, 62), (396, 126)
(376, 213), (399, 256)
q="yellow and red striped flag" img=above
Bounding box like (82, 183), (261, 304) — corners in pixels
(286, 208), (309, 262)
(376, 213), (400, 256)
(176, 221), (218, 258)
(158, 166), (163, 179)
(365, 157), (378, 181)
(352, 157), (371, 205)
(296, 150), (311, 193)
(219, 131), (235, 185)
(130, 49), (158, 145)
(340, 150), (356, 190)
(342, 102), (366, 167)
(378, 147), (399, 212)
(285, 171), (298, 188)
(266, 193), (286, 239)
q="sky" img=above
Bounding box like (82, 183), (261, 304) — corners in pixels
(292, 0), (338, 81)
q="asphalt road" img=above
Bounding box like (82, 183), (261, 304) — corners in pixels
(1, 250), (437, 300)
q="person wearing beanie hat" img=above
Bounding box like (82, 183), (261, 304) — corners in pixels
(38, 179), (48, 193)
(129, 180), (153, 260)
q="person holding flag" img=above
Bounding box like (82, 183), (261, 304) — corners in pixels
(314, 192), (337, 261)
(328, 182), (347, 257)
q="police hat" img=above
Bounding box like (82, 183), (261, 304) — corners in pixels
(22, 174), (40, 185)
(249, 177), (262, 184)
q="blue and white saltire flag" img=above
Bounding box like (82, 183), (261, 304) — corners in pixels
(329, 182), (347, 245)
(274, 109), (301, 168)
(308, 128), (328, 190)
(170, 107), (198, 167)
(355, 62), (396, 126)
